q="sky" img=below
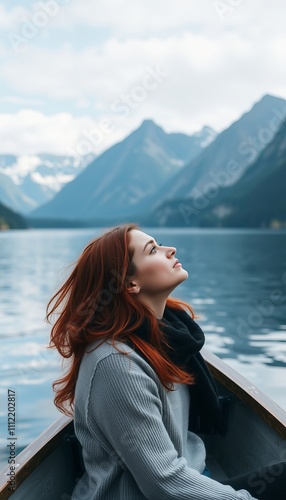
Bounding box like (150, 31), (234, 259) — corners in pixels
(0, 0), (285, 157)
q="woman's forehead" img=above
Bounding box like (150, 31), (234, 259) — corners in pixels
(129, 230), (153, 250)
(130, 229), (152, 241)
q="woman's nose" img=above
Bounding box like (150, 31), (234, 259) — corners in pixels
(167, 246), (176, 257)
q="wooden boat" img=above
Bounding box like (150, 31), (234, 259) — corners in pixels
(1, 348), (286, 499)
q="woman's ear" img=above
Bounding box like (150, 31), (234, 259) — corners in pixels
(126, 281), (140, 294)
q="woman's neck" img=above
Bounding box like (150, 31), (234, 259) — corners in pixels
(137, 293), (168, 320)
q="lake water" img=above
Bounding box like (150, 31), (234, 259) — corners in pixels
(0, 228), (286, 471)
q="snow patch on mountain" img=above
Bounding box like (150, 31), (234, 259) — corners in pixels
(0, 153), (93, 214)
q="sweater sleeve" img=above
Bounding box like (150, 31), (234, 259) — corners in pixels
(87, 352), (257, 500)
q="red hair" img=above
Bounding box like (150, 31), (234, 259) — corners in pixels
(46, 223), (196, 415)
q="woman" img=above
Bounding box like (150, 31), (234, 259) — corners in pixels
(47, 224), (258, 499)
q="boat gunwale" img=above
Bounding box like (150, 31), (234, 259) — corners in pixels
(0, 349), (285, 497)
(202, 347), (286, 440)
(0, 415), (73, 499)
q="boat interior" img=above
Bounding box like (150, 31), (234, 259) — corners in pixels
(1, 349), (286, 499)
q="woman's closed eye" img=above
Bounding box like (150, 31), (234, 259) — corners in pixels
(150, 243), (162, 254)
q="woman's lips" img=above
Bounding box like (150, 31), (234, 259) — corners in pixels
(173, 260), (182, 268)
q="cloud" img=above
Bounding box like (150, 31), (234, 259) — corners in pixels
(0, 96), (44, 106)
(46, 0), (285, 37)
(0, 5), (28, 29)
(0, 0), (285, 155)
(58, 0), (217, 34)
(25, 0), (286, 40)
(0, 109), (99, 155)
(1, 28), (285, 134)
(0, 1), (218, 36)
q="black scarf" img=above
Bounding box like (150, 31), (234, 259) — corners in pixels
(126, 305), (224, 435)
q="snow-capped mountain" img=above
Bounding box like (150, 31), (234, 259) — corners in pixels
(31, 120), (217, 220)
(0, 153), (94, 214)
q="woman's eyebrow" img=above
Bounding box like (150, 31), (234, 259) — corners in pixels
(143, 239), (155, 252)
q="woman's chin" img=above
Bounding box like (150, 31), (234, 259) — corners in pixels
(177, 268), (189, 281)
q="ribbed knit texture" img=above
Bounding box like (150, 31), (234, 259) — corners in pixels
(126, 305), (224, 434)
(72, 340), (257, 499)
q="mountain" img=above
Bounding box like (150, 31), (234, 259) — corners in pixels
(0, 170), (34, 215)
(0, 201), (27, 229)
(205, 119), (286, 227)
(143, 94), (286, 226)
(0, 154), (92, 214)
(31, 120), (217, 220)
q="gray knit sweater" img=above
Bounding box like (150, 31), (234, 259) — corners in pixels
(72, 340), (257, 499)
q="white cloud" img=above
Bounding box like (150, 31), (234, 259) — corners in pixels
(49, 0), (278, 37)
(0, 0), (286, 155)
(58, 0), (217, 34)
(0, 110), (101, 156)
(0, 5), (28, 29)
(2, 155), (42, 183)
(0, 96), (44, 106)
(1, 28), (285, 136)
(41, 0), (286, 39)
(0, 0), (215, 36)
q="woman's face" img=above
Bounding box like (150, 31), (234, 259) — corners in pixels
(128, 229), (188, 295)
